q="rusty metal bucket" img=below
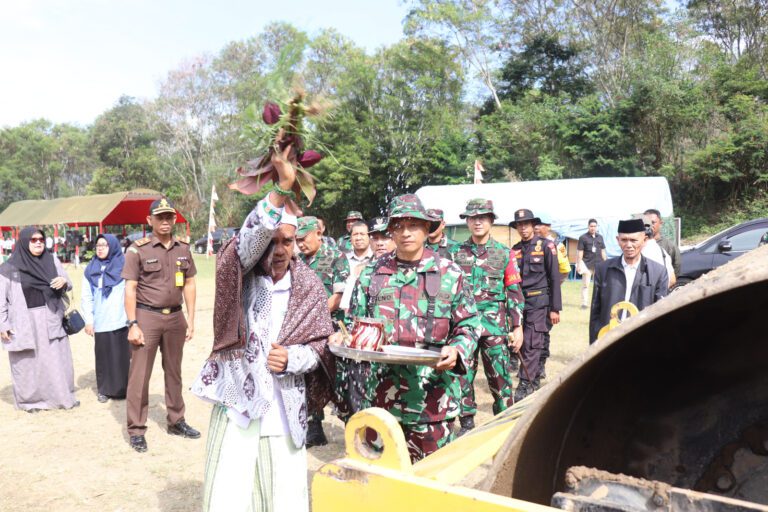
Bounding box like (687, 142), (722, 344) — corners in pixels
(486, 245), (768, 506)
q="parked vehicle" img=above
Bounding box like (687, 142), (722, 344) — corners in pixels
(193, 228), (238, 254)
(677, 217), (768, 287)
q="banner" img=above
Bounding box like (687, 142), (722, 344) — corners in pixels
(206, 185), (218, 257)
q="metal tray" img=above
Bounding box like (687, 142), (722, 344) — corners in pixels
(329, 344), (443, 366)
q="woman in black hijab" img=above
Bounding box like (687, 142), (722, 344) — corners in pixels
(0, 227), (78, 412)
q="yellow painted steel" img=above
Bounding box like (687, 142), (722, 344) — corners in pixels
(312, 406), (556, 512)
(597, 301), (639, 340)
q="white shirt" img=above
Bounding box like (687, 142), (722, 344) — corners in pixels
(621, 255), (641, 319)
(256, 272), (292, 436)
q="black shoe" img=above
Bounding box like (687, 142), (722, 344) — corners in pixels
(538, 361), (547, 381)
(130, 435), (147, 453)
(457, 416), (475, 437)
(306, 419), (328, 447)
(168, 420), (201, 439)
(97, 394), (108, 403)
(515, 381), (534, 402)
(25, 408), (41, 414)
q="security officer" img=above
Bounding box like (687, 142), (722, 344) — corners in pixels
(296, 215), (349, 447)
(343, 194), (479, 462)
(368, 216), (396, 259)
(122, 198), (199, 453)
(425, 208), (459, 259)
(449, 198), (524, 436)
(337, 211), (365, 253)
(510, 208), (561, 401)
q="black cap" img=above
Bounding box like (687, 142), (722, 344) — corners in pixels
(618, 218), (645, 233)
(509, 208), (541, 228)
(149, 198), (176, 216)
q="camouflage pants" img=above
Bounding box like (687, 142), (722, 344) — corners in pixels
(364, 420), (455, 463)
(333, 358), (374, 422)
(459, 335), (516, 417)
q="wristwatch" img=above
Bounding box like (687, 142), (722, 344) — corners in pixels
(127, 319), (139, 328)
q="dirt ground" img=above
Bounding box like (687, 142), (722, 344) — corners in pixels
(0, 256), (591, 511)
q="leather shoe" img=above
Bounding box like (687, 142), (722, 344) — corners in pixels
(457, 415), (475, 437)
(97, 393), (108, 403)
(168, 420), (201, 439)
(130, 435), (147, 453)
(306, 419), (328, 447)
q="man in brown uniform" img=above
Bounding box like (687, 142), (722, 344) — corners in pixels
(122, 198), (199, 453)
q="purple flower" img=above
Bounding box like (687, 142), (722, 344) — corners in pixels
(298, 150), (323, 168)
(262, 102), (282, 125)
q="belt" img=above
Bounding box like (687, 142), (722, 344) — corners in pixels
(137, 303), (182, 315)
(523, 288), (549, 298)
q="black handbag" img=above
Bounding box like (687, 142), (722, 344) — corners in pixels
(62, 293), (85, 335)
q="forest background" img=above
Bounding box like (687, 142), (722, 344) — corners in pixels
(1, 0), (766, 238)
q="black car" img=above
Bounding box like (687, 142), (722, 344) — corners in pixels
(677, 217), (768, 286)
(194, 228), (238, 254)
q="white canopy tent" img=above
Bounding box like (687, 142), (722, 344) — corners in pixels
(415, 177), (674, 257)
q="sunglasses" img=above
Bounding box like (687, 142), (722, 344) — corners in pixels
(30, 237), (45, 243)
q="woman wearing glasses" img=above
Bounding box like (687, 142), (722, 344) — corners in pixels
(0, 227), (77, 412)
(81, 234), (129, 403)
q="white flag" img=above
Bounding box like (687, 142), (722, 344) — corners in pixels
(206, 185), (218, 257)
(474, 159), (485, 184)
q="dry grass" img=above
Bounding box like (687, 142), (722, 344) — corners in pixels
(0, 256), (591, 511)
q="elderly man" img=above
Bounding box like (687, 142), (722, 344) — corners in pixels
(589, 219), (669, 344)
(337, 211), (365, 253)
(342, 195), (479, 461)
(191, 146), (334, 511)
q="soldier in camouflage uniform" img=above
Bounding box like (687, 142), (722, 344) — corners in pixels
(449, 198), (524, 436)
(337, 211), (365, 254)
(296, 216), (350, 447)
(341, 194), (480, 462)
(369, 216), (396, 259)
(510, 209), (562, 401)
(426, 208), (459, 259)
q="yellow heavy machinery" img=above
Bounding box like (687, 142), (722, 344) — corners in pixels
(313, 245), (768, 512)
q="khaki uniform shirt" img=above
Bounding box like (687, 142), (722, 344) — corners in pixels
(122, 235), (197, 307)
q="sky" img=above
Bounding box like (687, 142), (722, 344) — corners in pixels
(0, 0), (409, 128)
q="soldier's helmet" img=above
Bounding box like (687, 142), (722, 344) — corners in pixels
(345, 211), (365, 222)
(387, 194), (441, 232)
(459, 198), (496, 219)
(508, 208), (541, 228)
(296, 216), (320, 238)
(759, 231), (768, 247)
(368, 216), (389, 234)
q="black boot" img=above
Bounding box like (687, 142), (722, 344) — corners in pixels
(306, 418), (328, 448)
(457, 415), (475, 437)
(514, 380), (533, 402)
(538, 359), (547, 381)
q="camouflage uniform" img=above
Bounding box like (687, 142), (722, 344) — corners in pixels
(344, 195), (480, 462)
(337, 210), (365, 254)
(425, 209), (459, 259)
(511, 209), (562, 401)
(760, 231), (768, 247)
(450, 199), (524, 419)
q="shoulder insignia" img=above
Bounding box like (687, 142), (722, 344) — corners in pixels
(128, 247), (139, 254)
(134, 237), (151, 247)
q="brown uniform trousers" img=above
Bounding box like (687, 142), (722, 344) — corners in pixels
(127, 309), (188, 436)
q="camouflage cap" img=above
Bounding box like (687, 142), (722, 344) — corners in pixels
(387, 194), (441, 232)
(345, 210), (364, 221)
(296, 216), (320, 238)
(459, 198), (496, 219)
(426, 208), (444, 221)
(368, 216), (389, 234)
(508, 208), (541, 227)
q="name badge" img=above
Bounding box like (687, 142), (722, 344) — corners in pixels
(592, 246), (596, 253)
